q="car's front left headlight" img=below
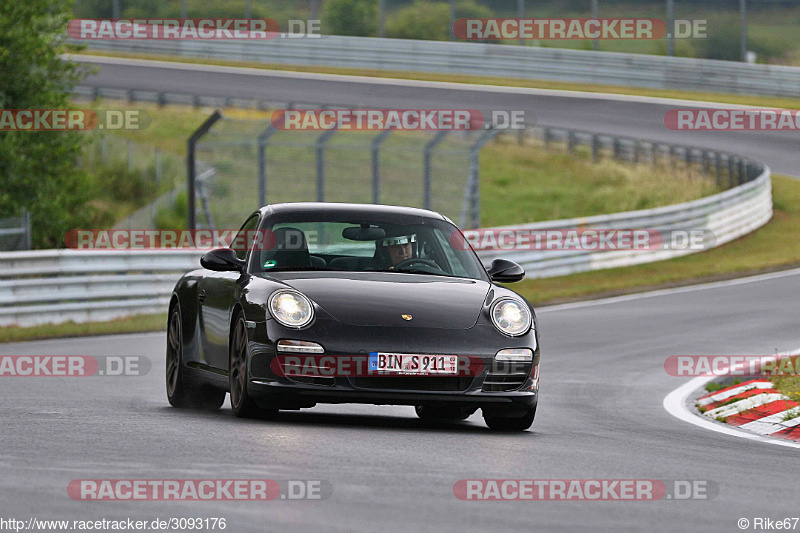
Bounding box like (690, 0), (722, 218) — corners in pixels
(268, 289), (315, 329)
(490, 298), (532, 337)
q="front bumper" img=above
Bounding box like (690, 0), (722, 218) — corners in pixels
(245, 319), (539, 411)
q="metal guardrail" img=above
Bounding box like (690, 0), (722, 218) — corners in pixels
(0, 250), (201, 327)
(73, 35), (800, 98)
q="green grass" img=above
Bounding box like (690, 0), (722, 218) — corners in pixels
(772, 375), (800, 407)
(0, 313), (167, 343)
(74, 49), (800, 111)
(481, 136), (720, 226)
(704, 382), (724, 393)
(512, 175), (800, 306)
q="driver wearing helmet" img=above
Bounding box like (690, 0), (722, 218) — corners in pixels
(377, 233), (417, 269)
(377, 234), (417, 270)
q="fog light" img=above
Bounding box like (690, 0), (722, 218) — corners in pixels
(277, 340), (324, 354)
(495, 348), (533, 362)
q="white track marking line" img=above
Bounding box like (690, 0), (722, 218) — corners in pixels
(539, 267), (800, 313)
(697, 381), (774, 406)
(663, 347), (800, 448)
(65, 54), (788, 110)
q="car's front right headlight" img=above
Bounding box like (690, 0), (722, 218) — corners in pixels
(268, 289), (315, 329)
(490, 298), (532, 337)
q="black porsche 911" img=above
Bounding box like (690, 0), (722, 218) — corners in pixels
(166, 203), (540, 430)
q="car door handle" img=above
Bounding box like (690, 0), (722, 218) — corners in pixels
(198, 289), (206, 302)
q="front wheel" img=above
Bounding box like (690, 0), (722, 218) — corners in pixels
(229, 314), (277, 419)
(166, 304), (225, 410)
(483, 405), (537, 431)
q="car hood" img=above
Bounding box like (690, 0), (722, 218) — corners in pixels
(267, 272), (491, 329)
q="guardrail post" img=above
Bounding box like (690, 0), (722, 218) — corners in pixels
(651, 144), (658, 168)
(543, 127), (551, 151)
(727, 156), (735, 189)
(567, 131), (576, 153)
(715, 153), (722, 187)
(127, 140), (133, 172)
(187, 110), (223, 230)
(371, 129), (394, 204)
(738, 158), (746, 185)
(591, 135), (599, 162)
(613, 137), (621, 159)
(632, 141), (640, 163)
(424, 131), (449, 210)
(315, 129), (338, 202)
(157, 92), (166, 107)
(101, 135), (108, 163)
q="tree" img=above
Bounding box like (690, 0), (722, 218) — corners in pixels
(0, 0), (94, 248)
(322, 0), (378, 37)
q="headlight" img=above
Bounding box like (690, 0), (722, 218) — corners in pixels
(490, 298), (532, 337)
(268, 289), (314, 329)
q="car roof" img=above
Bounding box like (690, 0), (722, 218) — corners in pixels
(259, 202), (449, 221)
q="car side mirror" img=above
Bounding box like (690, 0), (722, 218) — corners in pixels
(201, 248), (246, 272)
(487, 258), (525, 283)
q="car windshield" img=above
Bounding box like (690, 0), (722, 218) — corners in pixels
(251, 212), (487, 281)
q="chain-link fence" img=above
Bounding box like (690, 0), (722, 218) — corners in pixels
(192, 111), (496, 229)
(79, 133), (186, 229)
(0, 212), (32, 251)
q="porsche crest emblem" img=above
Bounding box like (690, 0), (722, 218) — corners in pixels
(401, 314), (413, 321)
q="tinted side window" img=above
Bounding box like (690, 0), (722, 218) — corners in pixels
(232, 215), (259, 261)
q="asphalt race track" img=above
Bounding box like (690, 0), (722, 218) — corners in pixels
(74, 55), (800, 176)
(2, 269), (799, 532)
(1, 57), (797, 532)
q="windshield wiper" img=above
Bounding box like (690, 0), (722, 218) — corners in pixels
(263, 266), (335, 272)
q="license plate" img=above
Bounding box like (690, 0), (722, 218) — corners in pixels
(368, 353), (458, 375)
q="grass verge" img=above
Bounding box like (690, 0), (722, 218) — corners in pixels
(0, 313), (166, 344)
(74, 50), (800, 111)
(513, 174), (800, 307)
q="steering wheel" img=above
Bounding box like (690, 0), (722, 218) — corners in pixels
(392, 258), (443, 271)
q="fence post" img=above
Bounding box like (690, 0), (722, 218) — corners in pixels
(257, 120), (282, 208)
(315, 129), (338, 202)
(463, 128), (501, 229)
(371, 129), (394, 204)
(155, 148), (162, 185)
(127, 140), (133, 172)
(186, 110), (223, 230)
(23, 210), (32, 250)
(424, 131), (448, 210)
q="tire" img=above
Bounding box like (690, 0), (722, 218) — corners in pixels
(166, 303), (226, 410)
(483, 405), (537, 432)
(229, 313), (277, 419)
(415, 405), (474, 422)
